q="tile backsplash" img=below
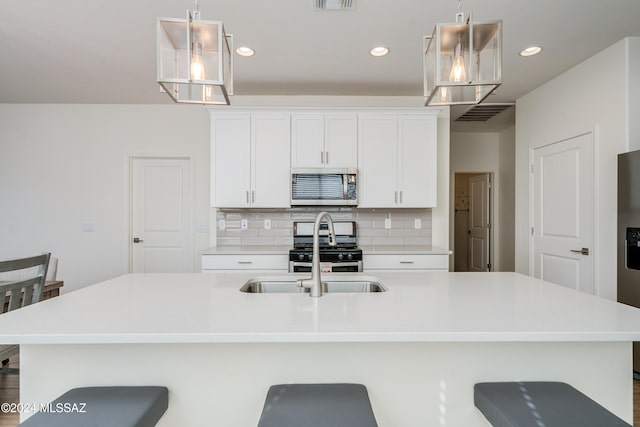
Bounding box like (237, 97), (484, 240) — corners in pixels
(215, 208), (432, 247)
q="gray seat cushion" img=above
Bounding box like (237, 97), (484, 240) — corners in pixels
(257, 383), (378, 427)
(474, 381), (631, 427)
(18, 386), (168, 427)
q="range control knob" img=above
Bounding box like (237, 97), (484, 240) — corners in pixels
(298, 253), (305, 261)
(347, 253), (353, 260)
(337, 253), (344, 261)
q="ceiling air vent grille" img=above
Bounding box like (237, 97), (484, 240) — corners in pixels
(315, 0), (355, 10)
(455, 103), (514, 122)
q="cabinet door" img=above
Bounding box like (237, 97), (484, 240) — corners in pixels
(212, 114), (251, 207)
(358, 115), (398, 207)
(291, 115), (324, 168)
(398, 115), (438, 207)
(325, 114), (358, 168)
(251, 114), (291, 207)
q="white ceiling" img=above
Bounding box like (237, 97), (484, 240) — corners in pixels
(1, 0), (639, 111)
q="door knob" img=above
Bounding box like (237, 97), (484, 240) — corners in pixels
(133, 237), (144, 243)
(570, 248), (589, 255)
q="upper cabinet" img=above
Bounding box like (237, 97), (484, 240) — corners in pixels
(212, 113), (290, 208)
(291, 114), (358, 168)
(358, 113), (438, 208)
(210, 108), (440, 209)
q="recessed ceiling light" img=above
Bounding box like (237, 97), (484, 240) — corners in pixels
(519, 46), (542, 57)
(370, 46), (389, 57)
(236, 46), (255, 57)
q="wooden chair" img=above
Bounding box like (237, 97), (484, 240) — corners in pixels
(0, 253), (51, 374)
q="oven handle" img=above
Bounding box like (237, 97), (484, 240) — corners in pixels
(290, 261), (362, 267)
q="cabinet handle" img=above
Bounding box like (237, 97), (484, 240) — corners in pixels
(399, 191), (403, 204)
(321, 151), (324, 164)
(237, 261), (253, 264)
(325, 151), (329, 164)
(252, 190), (255, 203)
(394, 191), (398, 203)
(400, 261), (414, 264)
(246, 191), (249, 204)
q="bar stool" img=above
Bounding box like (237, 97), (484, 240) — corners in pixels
(257, 383), (378, 427)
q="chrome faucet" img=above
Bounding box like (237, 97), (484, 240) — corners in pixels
(297, 211), (336, 297)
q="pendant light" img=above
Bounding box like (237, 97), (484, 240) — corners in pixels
(157, 1), (233, 105)
(423, 0), (502, 106)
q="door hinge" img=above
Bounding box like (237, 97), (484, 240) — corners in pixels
(487, 222), (491, 229)
(531, 227), (534, 236)
(487, 263), (491, 270)
(530, 164), (534, 173)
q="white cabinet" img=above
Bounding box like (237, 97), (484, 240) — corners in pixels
(363, 254), (449, 271)
(358, 113), (437, 208)
(202, 254), (288, 272)
(212, 113), (290, 208)
(291, 114), (357, 168)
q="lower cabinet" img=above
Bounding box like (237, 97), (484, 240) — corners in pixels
(202, 254), (289, 273)
(363, 254), (449, 271)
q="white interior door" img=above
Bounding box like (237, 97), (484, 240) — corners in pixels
(131, 157), (194, 273)
(469, 173), (491, 271)
(532, 133), (594, 293)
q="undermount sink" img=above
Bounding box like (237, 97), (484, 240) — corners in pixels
(240, 276), (387, 294)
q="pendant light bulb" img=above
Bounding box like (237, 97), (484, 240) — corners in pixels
(191, 42), (205, 80)
(450, 40), (466, 82)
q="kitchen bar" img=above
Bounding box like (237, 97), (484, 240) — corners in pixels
(1, 271), (639, 426)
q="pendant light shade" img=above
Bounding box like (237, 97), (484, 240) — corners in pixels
(424, 13), (502, 106)
(157, 8), (233, 105)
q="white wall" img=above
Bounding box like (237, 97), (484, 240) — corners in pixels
(515, 37), (638, 300)
(450, 129), (515, 271)
(0, 104), (211, 293)
(629, 38), (640, 151)
(498, 126), (516, 271)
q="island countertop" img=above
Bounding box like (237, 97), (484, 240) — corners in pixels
(2, 271), (640, 344)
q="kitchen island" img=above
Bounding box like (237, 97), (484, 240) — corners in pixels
(1, 271), (639, 426)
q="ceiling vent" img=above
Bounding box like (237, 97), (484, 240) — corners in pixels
(315, 0), (355, 10)
(455, 103), (515, 122)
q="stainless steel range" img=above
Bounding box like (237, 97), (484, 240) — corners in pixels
(289, 221), (363, 273)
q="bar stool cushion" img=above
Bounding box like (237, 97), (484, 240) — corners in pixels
(257, 383), (378, 427)
(18, 386), (168, 427)
(474, 381), (631, 427)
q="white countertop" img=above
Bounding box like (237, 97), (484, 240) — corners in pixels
(201, 245), (450, 255)
(2, 272), (640, 344)
(202, 246), (290, 255)
(359, 245), (451, 255)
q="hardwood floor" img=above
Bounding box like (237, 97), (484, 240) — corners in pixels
(1, 359), (640, 426)
(0, 356), (19, 427)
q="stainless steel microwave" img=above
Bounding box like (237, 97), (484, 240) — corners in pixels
(291, 168), (357, 206)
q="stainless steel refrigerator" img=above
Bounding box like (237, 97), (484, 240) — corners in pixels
(618, 149), (640, 374)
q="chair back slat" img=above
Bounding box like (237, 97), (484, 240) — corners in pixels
(0, 253), (50, 274)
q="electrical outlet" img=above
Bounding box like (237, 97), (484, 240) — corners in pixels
(264, 219), (271, 229)
(414, 218), (422, 229)
(241, 219), (248, 230)
(218, 219), (225, 230)
(384, 218), (392, 229)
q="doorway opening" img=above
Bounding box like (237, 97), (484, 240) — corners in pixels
(454, 172), (493, 272)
